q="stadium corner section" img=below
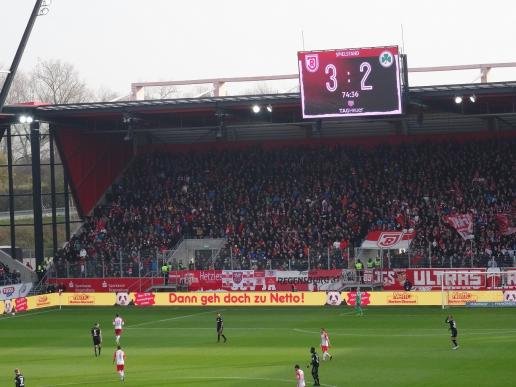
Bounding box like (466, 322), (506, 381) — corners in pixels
(0, 290), (506, 314)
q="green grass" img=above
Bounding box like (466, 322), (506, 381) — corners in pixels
(1, 306), (516, 386)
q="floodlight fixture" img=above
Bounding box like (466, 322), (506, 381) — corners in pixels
(252, 105), (261, 114)
(454, 96), (463, 104)
(18, 115), (33, 124)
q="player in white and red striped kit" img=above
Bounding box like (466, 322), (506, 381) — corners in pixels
(294, 364), (305, 387)
(113, 314), (125, 345)
(320, 328), (332, 360)
(113, 345), (126, 381)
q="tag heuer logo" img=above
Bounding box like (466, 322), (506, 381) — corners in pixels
(379, 51), (394, 68)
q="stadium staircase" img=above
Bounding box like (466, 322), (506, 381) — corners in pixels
(167, 238), (227, 267)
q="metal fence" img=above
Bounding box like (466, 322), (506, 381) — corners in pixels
(45, 243), (515, 278)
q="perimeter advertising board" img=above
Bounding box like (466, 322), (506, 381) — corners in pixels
(0, 290), (506, 314)
(0, 282), (33, 300)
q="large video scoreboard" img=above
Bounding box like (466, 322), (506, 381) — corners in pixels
(298, 46), (402, 118)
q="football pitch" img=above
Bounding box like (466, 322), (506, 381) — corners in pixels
(1, 306), (516, 386)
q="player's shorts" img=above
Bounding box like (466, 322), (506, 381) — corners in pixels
(321, 345), (328, 353)
(93, 337), (101, 346)
(116, 364), (125, 372)
(451, 329), (458, 338)
(115, 329), (123, 336)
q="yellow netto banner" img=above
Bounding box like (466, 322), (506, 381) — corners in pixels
(153, 292), (327, 306)
(0, 291), (506, 311)
(367, 291), (504, 306)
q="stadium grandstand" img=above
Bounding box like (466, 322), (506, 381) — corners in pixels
(1, 73), (515, 289)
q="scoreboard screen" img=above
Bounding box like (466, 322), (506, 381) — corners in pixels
(298, 46), (402, 118)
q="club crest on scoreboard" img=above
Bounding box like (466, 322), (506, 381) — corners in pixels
(379, 50), (394, 68)
(305, 54), (319, 72)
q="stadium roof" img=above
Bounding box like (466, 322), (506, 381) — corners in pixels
(1, 81), (516, 143)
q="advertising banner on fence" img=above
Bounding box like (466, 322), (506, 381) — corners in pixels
(170, 269), (354, 292)
(380, 269), (488, 291)
(48, 278), (164, 293)
(51, 268), (516, 294)
(0, 282), (33, 301)
(221, 270), (274, 291)
(168, 270), (222, 291)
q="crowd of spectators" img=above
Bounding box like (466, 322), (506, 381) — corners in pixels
(52, 138), (515, 276)
(0, 262), (21, 285)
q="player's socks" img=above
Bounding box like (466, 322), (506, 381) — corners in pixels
(99, 347), (101, 355)
(452, 340), (458, 347)
(217, 334), (220, 343)
(222, 334), (227, 343)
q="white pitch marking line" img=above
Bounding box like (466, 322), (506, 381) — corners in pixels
(127, 308), (225, 328)
(0, 307), (59, 321)
(128, 326), (276, 330)
(338, 311), (358, 316)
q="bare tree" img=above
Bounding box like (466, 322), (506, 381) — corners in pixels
(244, 82), (278, 95)
(0, 152), (11, 192)
(31, 58), (92, 104)
(0, 67), (35, 105)
(2, 59), (92, 163)
(144, 85), (178, 100)
(95, 86), (120, 102)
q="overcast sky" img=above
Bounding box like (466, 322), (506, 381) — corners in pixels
(2, 0), (516, 96)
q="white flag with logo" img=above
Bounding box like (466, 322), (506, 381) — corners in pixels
(445, 214), (474, 240)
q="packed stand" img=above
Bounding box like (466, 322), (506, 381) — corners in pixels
(53, 138), (515, 276)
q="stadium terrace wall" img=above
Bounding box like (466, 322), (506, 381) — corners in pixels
(54, 127), (133, 216)
(140, 130), (516, 154)
(0, 291), (509, 313)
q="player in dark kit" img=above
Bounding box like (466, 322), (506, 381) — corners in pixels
(445, 315), (459, 350)
(14, 368), (25, 387)
(91, 322), (102, 357)
(307, 347), (321, 386)
(216, 312), (227, 343)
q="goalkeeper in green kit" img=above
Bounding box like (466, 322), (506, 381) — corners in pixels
(355, 287), (364, 316)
